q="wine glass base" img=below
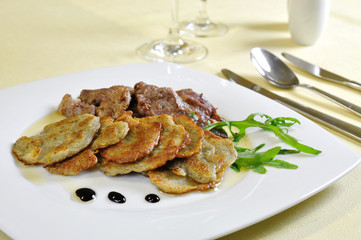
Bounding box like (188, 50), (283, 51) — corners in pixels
(136, 39), (208, 63)
(180, 21), (228, 37)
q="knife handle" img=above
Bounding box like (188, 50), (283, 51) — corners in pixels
(322, 75), (361, 91)
(300, 84), (361, 117)
(345, 80), (361, 91)
(277, 97), (361, 143)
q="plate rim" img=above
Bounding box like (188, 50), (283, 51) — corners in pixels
(1, 62), (360, 240)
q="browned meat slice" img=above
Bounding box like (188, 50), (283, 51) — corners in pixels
(79, 85), (132, 119)
(176, 88), (223, 127)
(99, 114), (189, 176)
(58, 94), (95, 118)
(45, 149), (98, 175)
(58, 85), (132, 119)
(173, 115), (204, 158)
(100, 111), (162, 163)
(134, 82), (190, 117)
(134, 82), (222, 128)
(78, 88), (109, 106)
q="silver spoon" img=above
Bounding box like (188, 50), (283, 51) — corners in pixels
(250, 47), (361, 117)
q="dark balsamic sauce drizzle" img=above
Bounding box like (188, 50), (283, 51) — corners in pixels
(145, 193), (160, 203)
(108, 191), (126, 203)
(75, 188), (96, 202)
(74, 189), (161, 204)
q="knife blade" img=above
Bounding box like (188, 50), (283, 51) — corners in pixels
(282, 52), (361, 91)
(221, 68), (361, 142)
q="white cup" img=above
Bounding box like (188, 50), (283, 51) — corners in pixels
(288, 0), (330, 46)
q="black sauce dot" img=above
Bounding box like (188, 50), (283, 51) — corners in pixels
(75, 188), (96, 202)
(108, 191), (126, 203)
(145, 193), (160, 203)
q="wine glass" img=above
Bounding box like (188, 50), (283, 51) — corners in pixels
(180, 0), (228, 37)
(136, 0), (207, 63)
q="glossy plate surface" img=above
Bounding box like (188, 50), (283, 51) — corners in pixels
(0, 63), (360, 240)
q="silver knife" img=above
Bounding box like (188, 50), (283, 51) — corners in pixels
(282, 52), (361, 91)
(221, 68), (361, 143)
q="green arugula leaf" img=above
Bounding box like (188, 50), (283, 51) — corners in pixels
(188, 111), (195, 119)
(231, 144), (298, 174)
(264, 159), (298, 169)
(278, 149), (300, 155)
(205, 113), (321, 155)
(205, 113), (321, 174)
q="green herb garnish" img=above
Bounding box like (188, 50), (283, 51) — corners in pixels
(205, 113), (321, 173)
(188, 111), (195, 119)
(205, 113), (321, 155)
(231, 144), (299, 174)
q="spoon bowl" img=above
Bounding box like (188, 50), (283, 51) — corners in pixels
(250, 47), (361, 117)
(250, 47), (300, 89)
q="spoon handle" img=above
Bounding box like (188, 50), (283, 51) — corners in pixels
(300, 84), (361, 117)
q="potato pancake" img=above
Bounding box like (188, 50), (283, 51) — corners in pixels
(180, 129), (237, 183)
(173, 115), (204, 158)
(46, 149), (98, 175)
(90, 116), (129, 151)
(100, 121), (162, 163)
(99, 114), (189, 176)
(13, 114), (100, 167)
(148, 168), (215, 194)
(148, 129), (237, 193)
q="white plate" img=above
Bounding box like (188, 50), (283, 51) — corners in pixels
(0, 63), (360, 240)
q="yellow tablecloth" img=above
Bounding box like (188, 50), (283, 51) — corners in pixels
(1, 0), (360, 239)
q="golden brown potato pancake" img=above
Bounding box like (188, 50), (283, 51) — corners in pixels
(100, 121), (162, 163)
(90, 116), (129, 151)
(168, 158), (187, 177)
(179, 129), (237, 183)
(99, 114), (189, 176)
(173, 115), (204, 158)
(148, 168), (215, 194)
(100, 111), (162, 163)
(13, 114), (100, 167)
(114, 110), (138, 125)
(45, 149), (98, 175)
(148, 129), (237, 193)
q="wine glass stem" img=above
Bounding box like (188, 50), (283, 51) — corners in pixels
(168, 0), (182, 45)
(196, 0), (210, 25)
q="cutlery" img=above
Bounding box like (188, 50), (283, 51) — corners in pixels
(282, 52), (361, 91)
(221, 68), (361, 143)
(250, 47), (361, 117)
